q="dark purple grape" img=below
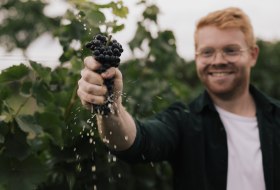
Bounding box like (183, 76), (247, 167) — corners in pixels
(85, 42), (92, 48)
(93, 50), (100, 56)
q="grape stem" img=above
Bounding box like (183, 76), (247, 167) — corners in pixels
(106, 35), (112, 47)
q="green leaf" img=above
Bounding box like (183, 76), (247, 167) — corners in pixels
(0, 64), (29, 83)
(3, 128), (31, 160)
(0, 155), (47, 190)
(32, 80), (53, 106)
(0, 134), (4, 144)
(70, 57), (83, 75)
(53, 91), (71, 108)
(30, 61), (52, 84)
(34, 112), (63, 146)
(15, 115), (43, 140)
(128, 23), (151, 51)
(0, 117), (8, 143)
(143, 5), (159, 23)
(20, 81), (32, 97)
(0, 84), (12, 100)
(87, 9), (106, 27)
(112, 23), (125, 33)
(111, 2), (129, 18)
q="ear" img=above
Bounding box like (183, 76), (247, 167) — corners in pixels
(249, 45), (259, 67)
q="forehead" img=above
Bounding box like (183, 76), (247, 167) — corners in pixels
(196, 26), (247, 49)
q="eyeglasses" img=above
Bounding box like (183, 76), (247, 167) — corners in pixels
(195, 45), (248, 63)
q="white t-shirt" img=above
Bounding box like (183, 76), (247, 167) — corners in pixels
(215, 105), (266, 190)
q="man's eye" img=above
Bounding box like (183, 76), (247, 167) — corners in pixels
(224, 47), (240, 55)
(201, 49), (214, 57)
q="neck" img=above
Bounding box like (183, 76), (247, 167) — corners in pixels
(209, 87), (256, 117)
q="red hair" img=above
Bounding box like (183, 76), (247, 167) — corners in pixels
(194, 7), (256, 49)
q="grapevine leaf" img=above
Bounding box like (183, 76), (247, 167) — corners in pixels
(95, 2), (113, 9)
(32, 80), (53, 106)
(0, 122), (8, 144)
(15, 115), (43, 140)
(0, 155), (47, 190)
(3, 128), (31, 160)
(143, 5), (159, 23)
(0, 64), (29, 83)
(30, 61), (52, 83)
(70, 57), (83, 75)
(111, 2), (129, 18)
(87, 9), (106, 27)
(112, 23), (125, 33)
(20, 81), (32, 97)
(0, 134), (4, 144)
(0, 84), (12, 100)
(34, 111), (63, 146)
(128, 23), (151, 51)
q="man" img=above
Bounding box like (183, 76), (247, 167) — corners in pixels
(77, 7), (280, 190)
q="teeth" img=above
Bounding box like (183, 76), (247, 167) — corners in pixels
(211, 72), (230, 76)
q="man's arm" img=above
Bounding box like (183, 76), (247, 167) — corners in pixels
(96, 103), (136, 150)
(77, 56), (136, 151)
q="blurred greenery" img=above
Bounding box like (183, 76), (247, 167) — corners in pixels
(0, 0), (279, 189)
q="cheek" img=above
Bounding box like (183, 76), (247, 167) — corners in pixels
(195, 64), (201, 77)
(196, 63), (205, 78)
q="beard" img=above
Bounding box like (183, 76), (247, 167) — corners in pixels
(198, 63), (249, 100)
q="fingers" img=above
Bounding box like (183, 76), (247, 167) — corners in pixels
(78, 56), (123, 108)
(80, 67), (104, 85)
(84, 56), (122, 81)
(77, 76), (108, 102)
(84, 56), (102, 71)
(101, 67), (122, 81)
(78, 79), (107, 96)
(77, 88), (106, 104)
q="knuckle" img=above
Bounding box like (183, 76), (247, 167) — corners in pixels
(86, 85), (93, 94)
(116, 69), (122, 79)
(97, 77), (104, 85)
(85, 94), (95, 104)
(78, 78), (83, 86)
(83, 56), (92, 65)
(83, 70), (91, 81)
(80, 69), (85, 77)
(76, 88), (81, 97)
(114, 68), (122, 79)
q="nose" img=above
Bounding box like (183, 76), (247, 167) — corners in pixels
(211, 50), (227, 64)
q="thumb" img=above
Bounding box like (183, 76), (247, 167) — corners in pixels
(101, 67), (122, 80)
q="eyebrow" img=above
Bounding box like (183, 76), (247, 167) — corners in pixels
(199, 44), (242, 49)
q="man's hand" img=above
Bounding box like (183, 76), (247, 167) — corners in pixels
(77, 56), (123, 110)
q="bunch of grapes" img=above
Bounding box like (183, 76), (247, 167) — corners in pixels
(85, 34), (124, 115)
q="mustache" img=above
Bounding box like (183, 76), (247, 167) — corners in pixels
(204, 62), (236, 72)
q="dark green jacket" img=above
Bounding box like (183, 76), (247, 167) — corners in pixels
(114, 85), (280, 190)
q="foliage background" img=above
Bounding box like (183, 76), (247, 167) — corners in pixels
(0, 0), (279, 189)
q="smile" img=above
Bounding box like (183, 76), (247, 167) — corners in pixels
(209, 72), (233, 76)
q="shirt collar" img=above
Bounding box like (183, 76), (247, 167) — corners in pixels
(189, 84), (279, 114)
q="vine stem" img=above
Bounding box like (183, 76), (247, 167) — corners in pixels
(106, 35), (112, 47)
